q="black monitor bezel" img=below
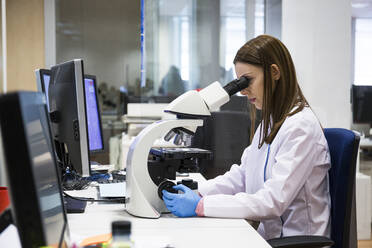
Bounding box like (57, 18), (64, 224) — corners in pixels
(84, 74), (104, 153)
(36, 69), (51, 93)
(351, 84), (372, 124)
(0, 92), (70, 248)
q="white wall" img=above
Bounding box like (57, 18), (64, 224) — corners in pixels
(282, 0), (352, 128)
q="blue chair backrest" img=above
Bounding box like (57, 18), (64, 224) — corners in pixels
(324, 128), (360, 248)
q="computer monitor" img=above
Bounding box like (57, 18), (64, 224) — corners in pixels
(0, 92), (70, 247)
(84, 75), (104, 152)
(35, 69), (51, 111)
(48, 59), (91, 177)
(351, 85), (372, 127)
(35, 69), (104, 153)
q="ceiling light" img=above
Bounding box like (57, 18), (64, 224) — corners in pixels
(352, 3), (370, 8)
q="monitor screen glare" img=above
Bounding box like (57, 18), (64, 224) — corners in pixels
(43, 73), (51, 111)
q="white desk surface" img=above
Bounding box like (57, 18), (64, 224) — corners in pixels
(67, 174), (271, 248)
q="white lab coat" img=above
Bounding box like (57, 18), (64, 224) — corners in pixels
(198, 107), (331, 240)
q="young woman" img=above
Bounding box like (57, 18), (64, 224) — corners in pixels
(162, 35), (331, 240)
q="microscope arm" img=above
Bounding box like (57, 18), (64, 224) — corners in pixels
(164, 76), (251, 118)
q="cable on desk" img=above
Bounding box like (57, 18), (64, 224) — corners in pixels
(63, 191), (125, 204)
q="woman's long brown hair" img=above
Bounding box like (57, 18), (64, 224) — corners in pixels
(233, 35), (309, 148)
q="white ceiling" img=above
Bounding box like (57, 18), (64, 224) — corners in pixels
(352, 0), (372, 18)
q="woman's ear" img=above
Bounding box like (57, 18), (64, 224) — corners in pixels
(271, 64), (280, 81)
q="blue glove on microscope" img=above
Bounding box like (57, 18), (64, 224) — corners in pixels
(162, 184), (201, 217)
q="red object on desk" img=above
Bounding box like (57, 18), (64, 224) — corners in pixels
(0, 187), (10, 214)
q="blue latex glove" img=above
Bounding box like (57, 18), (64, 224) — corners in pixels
(162, 184), (201, 217)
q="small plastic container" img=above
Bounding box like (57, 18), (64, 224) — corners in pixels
(110, 221), (134, 248)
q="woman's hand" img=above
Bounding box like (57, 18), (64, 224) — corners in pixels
(162, 184), (201, 217)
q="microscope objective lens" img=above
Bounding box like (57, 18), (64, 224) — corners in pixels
(164, 130), (176, 141)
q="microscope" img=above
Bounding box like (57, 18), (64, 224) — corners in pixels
(125, 77), (251, 218)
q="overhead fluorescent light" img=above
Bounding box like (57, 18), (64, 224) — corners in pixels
(352, 3), (370, 8)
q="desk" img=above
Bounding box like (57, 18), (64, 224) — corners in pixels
(67, 174), (271, 248)
(360, 137), (372, 149)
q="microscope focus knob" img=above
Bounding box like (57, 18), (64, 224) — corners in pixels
(177, 179), (198, 190)
(158, 180), (177, 199)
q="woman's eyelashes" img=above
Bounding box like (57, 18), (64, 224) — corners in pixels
(242, 76), (253, 82)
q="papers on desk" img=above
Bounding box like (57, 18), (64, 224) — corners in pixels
(64, 187), (98, 199)
(91, 164), (114, 172)
(99, 182), (126, 198)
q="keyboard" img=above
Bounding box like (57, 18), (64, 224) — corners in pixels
(96, 178), (124, 184)
(63, 178), (91, 191)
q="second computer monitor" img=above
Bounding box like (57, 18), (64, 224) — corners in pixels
(35, 69), (104, 153)
(84, 75), (104, 152)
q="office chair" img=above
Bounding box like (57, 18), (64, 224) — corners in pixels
(268, 128), (360, 248)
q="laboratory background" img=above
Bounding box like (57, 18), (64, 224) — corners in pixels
(0, 0), (371, 247)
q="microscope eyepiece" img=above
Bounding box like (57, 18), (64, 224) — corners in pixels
(223, 76), (252, 96)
